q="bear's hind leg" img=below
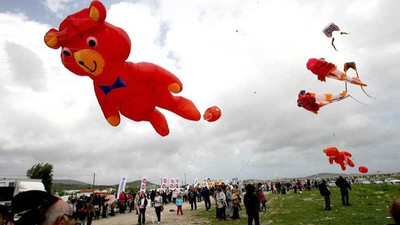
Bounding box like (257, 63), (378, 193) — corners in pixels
(161, 96), (201, 121)
(146, 109), (170, 137)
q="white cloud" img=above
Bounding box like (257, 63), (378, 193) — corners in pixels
(41, 0), (72, 13)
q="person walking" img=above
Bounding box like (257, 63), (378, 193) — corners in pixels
(154, 192), (163, 223)
(137, 192), (148, 225)
(335, 176), (352, 206)
(318, 179), (331, 211)
(176, 195), (183, 215)
(244, 184), (260, 225)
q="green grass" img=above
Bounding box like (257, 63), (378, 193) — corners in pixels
(194, 184), (400, 224)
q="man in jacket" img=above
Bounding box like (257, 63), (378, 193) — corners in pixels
(335, 176), (352, 206)
(318, 179), (331, 210)
(202, 186), (211, 211)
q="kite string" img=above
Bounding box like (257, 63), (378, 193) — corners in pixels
(354, 69), (376, 99)
(234, 149), (258, 178)
(344, 81), (367, 106)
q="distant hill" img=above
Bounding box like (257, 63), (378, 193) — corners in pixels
(303, 173), (343, 179)
(52, 179), (159, 192)
(125, 180), (158, 189)
(53, 179), (90, 185)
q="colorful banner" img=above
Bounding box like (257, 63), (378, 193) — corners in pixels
(204, 177), (209, 188)
(169, 177), (176, 191)
(117, 175), (128, 200)
(161, 177), (168, 193)
(175, 177), (180, 189)
(139, 177), (147, 194)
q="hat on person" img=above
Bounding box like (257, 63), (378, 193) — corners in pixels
(11, 190), (59, 225)
(11, 190), (59, 214)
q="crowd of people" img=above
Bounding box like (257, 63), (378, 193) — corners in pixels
(1, 177), (400, 225)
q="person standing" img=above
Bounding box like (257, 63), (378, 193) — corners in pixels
(202, 186), (211, 211)
(127, 192), (134, 213)
(335, 176), (352, 206)
(231, 188), (240, 219)
(77, 199), (87, 225)
(297, 180), (303, 193)
(154, 192), (163, 223)
(197, 187), (202, 202)
(291, 180), (297, 193)
(318, 179), (331, 211)
(226, 186), (233, 218)
(137, 192), (148, 225)
(176, 195), (183, 215)
(306, 179), (311, 191)
(188, 186), (197, 210)
(215, 186), (227, 221)
(256, 189), (266, 211)
(276, 182), (281, 194)
(244, 184), (260, 225)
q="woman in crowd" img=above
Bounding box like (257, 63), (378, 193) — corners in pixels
(137, 192), (148, 225)
(154, 191), (163, 223)
(231, 188), (240, 220)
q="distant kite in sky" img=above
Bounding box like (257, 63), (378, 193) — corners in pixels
(203, 106), (221, 122)
(44, 0), (201, 136)
(297, 90), (347, 114)
(322, 22), (348, 51)
(323, 147), (355, 171)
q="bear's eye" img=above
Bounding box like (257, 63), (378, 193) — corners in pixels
(87, 36), (98, 47)
(62, 47), (72, 57)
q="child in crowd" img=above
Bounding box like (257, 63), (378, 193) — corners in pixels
(176, 195), (183, 215)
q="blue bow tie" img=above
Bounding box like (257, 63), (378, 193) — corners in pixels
(99, 77), (127, 95)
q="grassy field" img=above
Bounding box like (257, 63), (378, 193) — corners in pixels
(194, 184), (400, 224)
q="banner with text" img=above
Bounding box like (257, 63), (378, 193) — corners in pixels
(117, 175), (128, 200)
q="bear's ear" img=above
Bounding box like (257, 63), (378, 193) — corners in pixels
(44, 28), (61, 49)
(89, 0), (106, 23)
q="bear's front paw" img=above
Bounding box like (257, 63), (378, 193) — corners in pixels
(168, 83), (181, 94)
(107, 116), (120, 126)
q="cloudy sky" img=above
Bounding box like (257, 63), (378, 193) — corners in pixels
(0, 0), (399, 185)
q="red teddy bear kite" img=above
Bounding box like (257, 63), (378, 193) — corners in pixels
(44, 1), (200, 136)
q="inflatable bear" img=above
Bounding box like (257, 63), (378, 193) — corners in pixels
(44, 1), (200, 136)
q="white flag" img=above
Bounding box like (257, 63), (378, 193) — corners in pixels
(117, 175), (128, 200)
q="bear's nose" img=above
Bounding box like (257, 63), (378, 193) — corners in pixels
(79, 61), (85, 65)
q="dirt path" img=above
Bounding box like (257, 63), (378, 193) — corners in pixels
(92, 200), (208, 225)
